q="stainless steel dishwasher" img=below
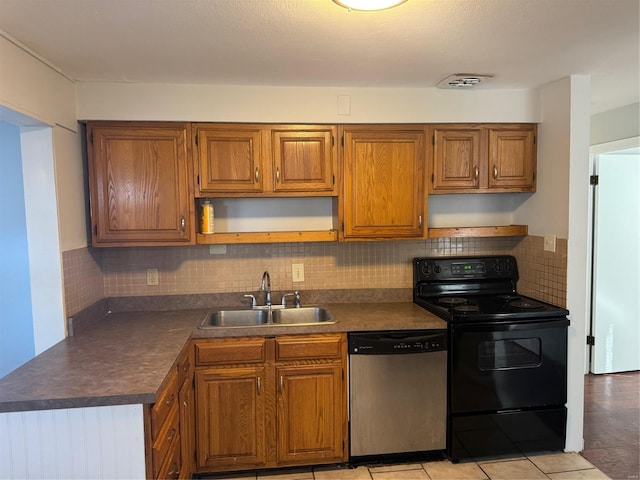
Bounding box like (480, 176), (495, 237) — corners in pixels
(348, 330), (447, 460)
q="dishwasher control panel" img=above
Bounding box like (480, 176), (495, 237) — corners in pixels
(348, 330), (447, 355)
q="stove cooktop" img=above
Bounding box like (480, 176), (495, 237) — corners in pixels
(413, 255), (570, 323)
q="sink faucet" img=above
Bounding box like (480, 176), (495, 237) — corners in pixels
(260, 271), (271, 307)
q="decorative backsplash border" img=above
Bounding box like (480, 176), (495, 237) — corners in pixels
(62, 235), (567, 316)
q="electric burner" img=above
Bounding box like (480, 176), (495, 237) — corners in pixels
(497, 294), (521, 302)
(438, 297), (468, 306)
(453, 305), (480, 313)
(510, 299), (545, 310)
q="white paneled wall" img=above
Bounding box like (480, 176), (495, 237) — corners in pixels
(0, 404), (146, 479)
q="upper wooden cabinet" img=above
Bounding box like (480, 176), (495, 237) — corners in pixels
(194, 124), (337, 197)
(340, 125), (427, 241)
(87, 122), (194, 246)
(429, 124), (537, 194)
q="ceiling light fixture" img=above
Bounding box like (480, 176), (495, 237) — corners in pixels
(333, 0), (408, 11)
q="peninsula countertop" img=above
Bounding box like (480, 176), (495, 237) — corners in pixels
(0, 303), (445, 413)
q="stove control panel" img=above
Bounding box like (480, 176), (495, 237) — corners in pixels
(414, 256), (518, 281)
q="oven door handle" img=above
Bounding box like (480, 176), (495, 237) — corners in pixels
(452, 318), (569, 333)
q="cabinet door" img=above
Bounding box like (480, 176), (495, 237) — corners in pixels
(195, 366), (266, 469)
(432, 126), (483, 192)
(196, 125), (264, 194)
(179, 377), (195, 479)
(87, 122), (193, 246)
(272, 126), (337, 194)
(341, 126), (426, 240)
(488, 125), (536, 191)
(276, 364), (345, 465)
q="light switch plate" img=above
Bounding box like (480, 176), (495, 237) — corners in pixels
(544, 234), (557, 252)
(292, 263), (305, 282)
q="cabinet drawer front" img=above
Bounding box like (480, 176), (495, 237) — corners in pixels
(151, 367), (179, 439)
(152, 402), (180, 478)
(195, 337), (266, 365)
(156, 429), (182, 480)
(177, 344), (194, 387)
(276, 334), (343, 361)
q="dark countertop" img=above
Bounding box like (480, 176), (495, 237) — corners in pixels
(0, 302), (445, 413)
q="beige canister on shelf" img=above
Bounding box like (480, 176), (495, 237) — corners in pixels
(200, 200), (214, 234)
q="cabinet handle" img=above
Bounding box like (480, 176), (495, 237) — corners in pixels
(255, 167), (259, 183)
(180, 216), (185, 232)
(474, 164), (479, 182)
(257, 376), (261, 395)
(165, 394), (175, 407)
(166, 427), (176, 443)
(276, 167), (280, 183)
(493, 165), (498, 180)
(418, 215), (423, 228)
(279, 375), (284, 393)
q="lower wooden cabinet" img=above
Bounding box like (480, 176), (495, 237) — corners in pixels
(193, 334), (347, 473)
(145, 344), (195, 479)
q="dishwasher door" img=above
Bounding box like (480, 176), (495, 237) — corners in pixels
(349, 332), (447, 458)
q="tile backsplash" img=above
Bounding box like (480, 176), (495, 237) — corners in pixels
(62, 235), (568, 316)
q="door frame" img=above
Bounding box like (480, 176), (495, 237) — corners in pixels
(587, 136), (640, 373)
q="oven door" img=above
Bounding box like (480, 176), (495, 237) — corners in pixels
(449, 318), (568, 414)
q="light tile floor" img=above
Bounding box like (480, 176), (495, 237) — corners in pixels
(201, 453), (612, 480)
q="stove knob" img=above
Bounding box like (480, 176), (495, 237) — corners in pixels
(433, 265), (441, 274)
(494, 262), (502, 272)
(421, 264), (432, 276)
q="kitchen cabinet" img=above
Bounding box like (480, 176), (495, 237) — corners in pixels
(144, 343), (195, 479)
(193, 334), (347, 473)
(194, 124), (337, 196)
(87, 121), (194, 246)
(340, 125), (427, 241)
(429, 124), (537, 194)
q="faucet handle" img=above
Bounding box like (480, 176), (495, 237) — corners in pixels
(294, 291), (301, 308)
(243, 294), (257, 308)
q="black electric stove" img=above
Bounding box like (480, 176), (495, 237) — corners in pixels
(413, 255), (570, 462)
(413, 255), (569, 323)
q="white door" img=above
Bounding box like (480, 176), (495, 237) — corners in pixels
(591, 151), (640, 373)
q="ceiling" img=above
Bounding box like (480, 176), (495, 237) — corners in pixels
(0, 0), (638, 114)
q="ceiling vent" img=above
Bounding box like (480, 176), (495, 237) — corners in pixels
(437, 74), (494, 89)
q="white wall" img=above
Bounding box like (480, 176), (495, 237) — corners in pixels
(0, 34), (86, 253)
(76, 82), (540, 124)
(591, 102), (640, 146)
(525, 76), (590, 453)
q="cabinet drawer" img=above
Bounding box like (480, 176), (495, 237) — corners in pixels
(152, 402), (179, 477)
(275, 334), (343, 361)
(156, 429), (181, 480)
(151, 367), (179, 439)
(177, 344), (194, 387)
(195, 337), (266, 366)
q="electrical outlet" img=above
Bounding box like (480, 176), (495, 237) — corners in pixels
(209, 244), (227, 255)
(292, 263), (305, 282)
(544, 234), (557, 253)
(146, 268), (159, 286)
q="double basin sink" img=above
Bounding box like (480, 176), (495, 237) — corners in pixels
(199, 306), (335, 328)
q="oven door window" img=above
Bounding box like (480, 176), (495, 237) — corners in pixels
(478, 338), (542, 370)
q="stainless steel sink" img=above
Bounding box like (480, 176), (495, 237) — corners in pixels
(272, 307), (334, 325)
(199, 309), (269, 328)
(198, 307), (335, 328)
